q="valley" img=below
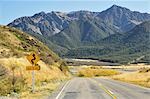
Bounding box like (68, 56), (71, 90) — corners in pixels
(0, 2), (150, 99)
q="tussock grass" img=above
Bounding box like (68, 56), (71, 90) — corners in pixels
(77, 67), (119, 77)
(0, 57), (70, 97)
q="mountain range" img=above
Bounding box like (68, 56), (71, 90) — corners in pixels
(7, 5), (150, 64)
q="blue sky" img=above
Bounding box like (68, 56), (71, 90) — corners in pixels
(0, 0), (150, 25)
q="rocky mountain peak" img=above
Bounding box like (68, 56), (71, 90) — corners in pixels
(8, 5), (150, 38)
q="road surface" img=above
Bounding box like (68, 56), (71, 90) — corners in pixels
(49, 77), (150, 99)
(94, 78), (150, 99)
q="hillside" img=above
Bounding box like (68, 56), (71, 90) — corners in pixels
(50, 17), (119, 49)
(0, 25), (69, 97)
(64, 21), (150, 64)
(97, 5), (150, 32)
(0, 25), (61, 64)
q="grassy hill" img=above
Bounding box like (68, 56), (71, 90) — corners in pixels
(0, 25), (69, 97)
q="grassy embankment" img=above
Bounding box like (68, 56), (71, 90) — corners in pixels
(76, 64), (150, 88)
(112, 66), (150, 88)
(0, 25), (70, 98)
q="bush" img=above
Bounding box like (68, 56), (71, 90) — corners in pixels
(139, 68), (150, 73)
(59, 62), (69, 75)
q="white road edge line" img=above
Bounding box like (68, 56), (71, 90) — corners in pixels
(55, 81), (70, 99)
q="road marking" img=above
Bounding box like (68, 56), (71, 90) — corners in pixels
(90, 79), (117, 99)
(108, 90), (114, 95)
(56, 81), (70, 99)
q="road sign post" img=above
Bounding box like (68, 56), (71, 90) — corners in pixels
(26, 52), (40, 93)
(32, 67), (35, 93)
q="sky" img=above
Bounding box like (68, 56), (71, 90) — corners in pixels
(0, 0), (150, 25)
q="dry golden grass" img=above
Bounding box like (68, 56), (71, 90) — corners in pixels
(0, 57), (68, 82)
(20, 82), (60, 99)
(77, 67), (119, 77)
(0, 30), (21, 48)
(0, 25), (70, 97)
(0, 57), (70, 97)
(112, 68), (150, 88)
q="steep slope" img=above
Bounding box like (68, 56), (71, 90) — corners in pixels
(8, 11), (71, 36)
(97, 5), (150, 32)
(50, 17), (119, 49)
(123, 21), (150, 45)
(8, 5), (150, 37)
(0, 25), (61, 64)
(0, 25), (69, 96)
(98, 21), (150, 47)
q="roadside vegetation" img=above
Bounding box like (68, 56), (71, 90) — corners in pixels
(0, 58), (70, 98)
(0, 26), (70, 98)
(112, 67), (150, 88)
(77, 66), (119, 77)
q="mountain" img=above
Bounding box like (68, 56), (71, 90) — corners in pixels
(8, 5), (150, 37)
(50, 17), (119, 49)
(65, 21), (150, 64)
(8, 11), (72, 36)
(7, 5), (150, 63)
(97, 20), (150, 47)
(97, 5), (150, 32)
(49, 5), (150, 53)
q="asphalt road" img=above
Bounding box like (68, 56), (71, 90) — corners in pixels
(49, 77), (150, 99)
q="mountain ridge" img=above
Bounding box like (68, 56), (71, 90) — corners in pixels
(7, 5), (150, 64)
(8, 5), (150, 36)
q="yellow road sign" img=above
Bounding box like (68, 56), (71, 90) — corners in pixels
(26, 52), (40, 65)
(26, 66), (40, 70)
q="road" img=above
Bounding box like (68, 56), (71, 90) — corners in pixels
(49, 77), (150, 99)
(94, 78), (150, 99)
